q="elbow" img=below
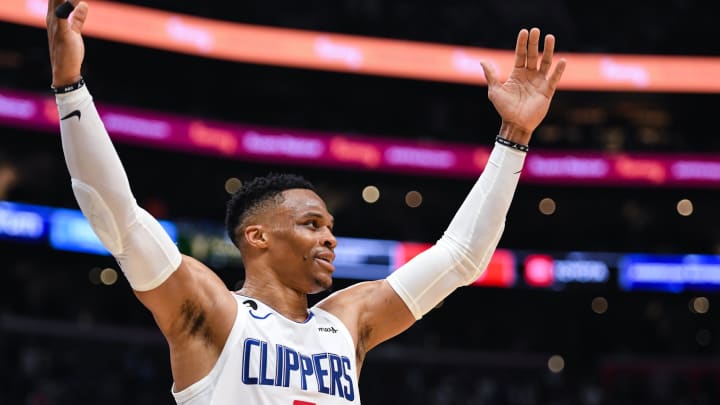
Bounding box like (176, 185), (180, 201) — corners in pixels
(437, 223), (505, 285)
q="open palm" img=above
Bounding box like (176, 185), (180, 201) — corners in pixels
(481, 28), (566, 143)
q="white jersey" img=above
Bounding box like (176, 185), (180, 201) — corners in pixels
(172, 293), (361, 405)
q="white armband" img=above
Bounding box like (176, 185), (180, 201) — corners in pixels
(57, 86), (181, 291)
(387, 144), (525, 319)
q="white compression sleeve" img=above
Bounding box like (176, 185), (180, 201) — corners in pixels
(57, 86), (181, 291)
(386, 144), (525, 319)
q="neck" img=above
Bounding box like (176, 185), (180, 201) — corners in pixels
(238, 279), (310, 323)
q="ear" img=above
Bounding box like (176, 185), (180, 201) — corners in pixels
(244, 224), (269, 249)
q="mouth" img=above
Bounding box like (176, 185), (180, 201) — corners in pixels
(314, 252), (336, 272)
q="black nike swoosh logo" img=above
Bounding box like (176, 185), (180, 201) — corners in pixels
(60, 110), (81, 121)
(243, 299), (258, 310)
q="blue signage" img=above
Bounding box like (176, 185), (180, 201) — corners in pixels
(49, 208), (177, 255)
(0, 201), (49, 242)
(619, 254), (720, 292)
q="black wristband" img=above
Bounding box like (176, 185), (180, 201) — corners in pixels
(51, 77), (85, 94)
(495, 135), (529, 153)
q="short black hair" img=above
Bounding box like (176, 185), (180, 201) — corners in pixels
(225, 173), (317, 247)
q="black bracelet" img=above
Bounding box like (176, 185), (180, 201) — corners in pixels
(51, 77), (85, 94)
(495, 135), (529, 153)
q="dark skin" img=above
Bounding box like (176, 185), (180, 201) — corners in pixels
(136, 188), (415, 388)
(47, 0), (565, 391)
(237, 189), (339, 319)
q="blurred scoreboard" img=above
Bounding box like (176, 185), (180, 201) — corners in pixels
(2, 200), (719, 293)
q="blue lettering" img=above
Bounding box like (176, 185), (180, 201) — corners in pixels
(328, 354), (344, 398)
(342, 356), (355, 401)
(282, 347), (299, 388)
(242, 339), (260, 384)
(275, 344), (285, 386)
(312, 353), (330, 394)
(299, 354), (314, 391)
(259, 341), (274, 386)
(241, 338), (356, 402)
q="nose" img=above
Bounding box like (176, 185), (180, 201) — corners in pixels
(321, 227), (337, 250)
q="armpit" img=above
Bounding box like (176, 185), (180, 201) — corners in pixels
(180, 299), (213, 344)
(356, 325), (371, 366)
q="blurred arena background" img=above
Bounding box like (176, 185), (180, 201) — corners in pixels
(1, 0), (719, 403)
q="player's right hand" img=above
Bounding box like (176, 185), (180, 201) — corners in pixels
(47, 0), (88, 88)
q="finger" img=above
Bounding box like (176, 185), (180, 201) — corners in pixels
(55, 1), (74, 19)
(513, 29), (529, 68)
(480, 61), (499, 88)
(547, 58), (567, 94)
(47, 0), (68, 16)
(539, 34), (555, 76)
(46, 0), (66, 30)
(48, 0), (78, 19)
(526, 27), (541, 70)
(69, 2), (89, 33)
(46, 0), (79, 29)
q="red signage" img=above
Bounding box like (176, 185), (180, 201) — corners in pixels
(393, 243), (516, 288)
(524, 255), (555, 287)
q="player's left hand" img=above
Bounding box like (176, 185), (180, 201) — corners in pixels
(481, 27), (566, 145)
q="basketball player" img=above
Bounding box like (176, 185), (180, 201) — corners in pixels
(46, 0), (566, 403)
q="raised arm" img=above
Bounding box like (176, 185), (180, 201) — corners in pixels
(48, 0), (182, 291)
(326, 28), (566, 356)
(46, 0), (236, 386)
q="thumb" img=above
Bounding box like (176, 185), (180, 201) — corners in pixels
(480, 61), (499, 88)
(68, 1), (89, 33)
